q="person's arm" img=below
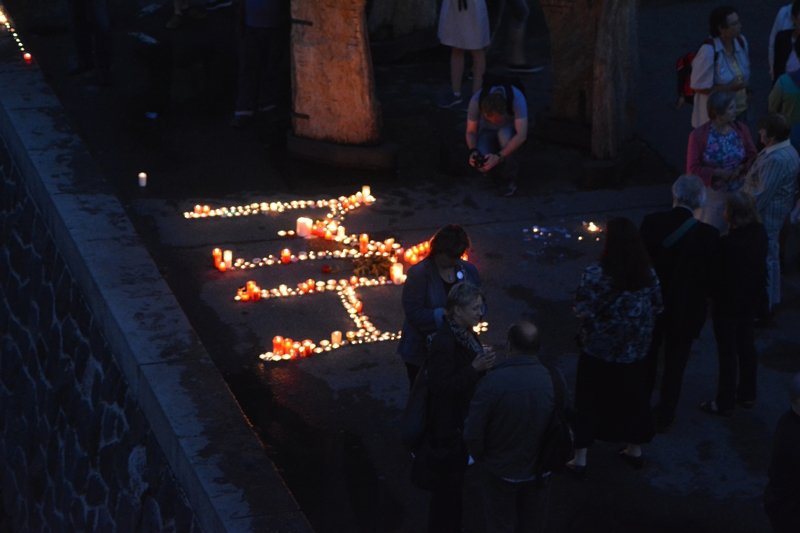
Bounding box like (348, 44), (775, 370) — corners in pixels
(480, 117), (528, 172)
(686, 127), (716, 186)
(466, 118), (481, 167)
(769, 5), (791, 78)
(690, 43), (716, 95)
(463, 382), (494, 461)
(768, 79), (784, 114)
(752, 154), (794, 213)
(401, 264), (444, 334)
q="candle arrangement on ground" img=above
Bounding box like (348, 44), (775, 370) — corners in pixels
(522, 220), (604, 264)
(0, 7), (33, 64)
(188, 186), (489, 362)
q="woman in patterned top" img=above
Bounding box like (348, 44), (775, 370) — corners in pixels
(687, 90), (757, 233)
(566, 218), (663, 476)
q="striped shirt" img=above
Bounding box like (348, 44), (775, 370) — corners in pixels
(744, 139), (800, 231)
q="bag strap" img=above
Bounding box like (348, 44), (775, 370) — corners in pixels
(543, 364), (565, 412)
(662, 217), (697, 248)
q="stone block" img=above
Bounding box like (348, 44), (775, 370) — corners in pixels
(85, 472), (108, 506)
(69, 497), (88, 531)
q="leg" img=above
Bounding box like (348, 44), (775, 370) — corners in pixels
(571, 352), (596, 453)
(450, 47), (465, 95)
(765, 226), (782, 309)
(734, 317), (757, 404)
(503, 0), (530, 65)
(481, 471), (517, 533)
(655, 330), (694, 426)
(405, 362), (420, 389)
(469, 48), (486, 95)
(712, 315), (737, 412)
(428, 471), (464, 533)
(477, 128), (501, 160)
(496, 125), (519, 192)
(645, 318), (665, 402)
(517, 480), (544, 533)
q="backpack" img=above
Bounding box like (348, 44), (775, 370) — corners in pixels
(533, 364), (574, 478)
(478, 74), (525, 116)
(675, 36), (746, 104)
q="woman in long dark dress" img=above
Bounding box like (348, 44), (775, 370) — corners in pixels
(424, 282), (494, 533)
(566, 217), (664, 475)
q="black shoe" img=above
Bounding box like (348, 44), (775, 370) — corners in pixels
(619, 449), (644, 470)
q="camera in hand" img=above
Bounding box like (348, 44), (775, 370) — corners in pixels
(472, 151), (487, 168)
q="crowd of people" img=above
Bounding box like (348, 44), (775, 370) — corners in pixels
(400, 5), (800, 532)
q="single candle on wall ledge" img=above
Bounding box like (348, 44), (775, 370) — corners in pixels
(137, 172), (148, 187)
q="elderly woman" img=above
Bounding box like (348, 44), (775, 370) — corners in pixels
(690, 5), (750, 127)
(702, 192), (768, 415)
(424, 282), (494, 533)
(566, 218), (663, 475)
(687, 90), (757, 232)
(398, 224), (480, 387)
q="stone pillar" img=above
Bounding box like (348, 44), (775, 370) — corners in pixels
(291, 0), (381, 145)
(540, 0), (638, 159)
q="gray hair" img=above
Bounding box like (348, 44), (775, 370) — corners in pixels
(707, 90), (736, 121)
(672, 174), (707, 210)
(445, 282), (483, 314)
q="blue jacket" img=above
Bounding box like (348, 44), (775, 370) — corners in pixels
(397, 257), (480, 366)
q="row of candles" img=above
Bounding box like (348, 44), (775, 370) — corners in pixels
(184, 186), (374, 220)
(233, 274), (402, 301)
(0, 8), (33, 64)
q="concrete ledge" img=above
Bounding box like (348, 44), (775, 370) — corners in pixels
(0, 27), (313, 533)
(287, 133), (399, 170)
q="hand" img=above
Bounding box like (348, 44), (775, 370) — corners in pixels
(471, 350), (495, 372)
(468, 149), (482, 168)
(479, 153), (502, 173)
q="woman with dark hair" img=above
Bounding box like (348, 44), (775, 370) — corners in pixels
(687, 90), (757, 232)
(701, 192), (768, 415)
(422, 282), (494, 532)
(690, 5), (750, 127)
(566, 218), (663, 475)
(398, 224), (481, 387)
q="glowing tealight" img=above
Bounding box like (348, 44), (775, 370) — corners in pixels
(23, 52), (31, 64)
(137, 172), (147, 187)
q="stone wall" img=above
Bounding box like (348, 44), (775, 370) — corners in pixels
(0, 14), (313, 533)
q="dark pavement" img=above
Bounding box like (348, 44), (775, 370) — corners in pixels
(4, 0), (800, 531)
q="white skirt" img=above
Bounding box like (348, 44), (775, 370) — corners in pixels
(438, 0), (490, 51)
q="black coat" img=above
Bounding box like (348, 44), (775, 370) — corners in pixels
(640, 207), (720, 337)
(712, 222), (768, 318)
(773, 29), (796, 83)
(426, 321), (481, 450)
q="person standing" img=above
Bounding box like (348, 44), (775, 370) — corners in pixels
(743, 113), (800, 316)
(770, 1), (800, 83)
(466, 81), (528, 196)
(67, 0), (112, 85)
(436, 0), (490, 109)
(690, 6), (750, 128)
(764, 372), (800, 533)
(230, 0), (288, 128)
(700, 192), (767, 416)
(770, 2), (795, 80)
(463, 320), (556, 532)
(566, 218), (663, 474)
(398, 225), (480, 388)
(686, 90), (757, 232)
(640, 175), (720, 432)
(424, 282), (495, 533)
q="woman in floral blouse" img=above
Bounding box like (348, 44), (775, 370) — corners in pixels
(687, 90), (757, 233)
(566, 218), (664, 476)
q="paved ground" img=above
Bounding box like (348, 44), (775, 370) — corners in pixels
(5, 0), (800, 531)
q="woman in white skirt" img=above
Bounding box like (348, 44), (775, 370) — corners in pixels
(437, 0), (491, 109)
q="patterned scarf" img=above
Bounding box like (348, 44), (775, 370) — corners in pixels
(446, 316), (483, 356)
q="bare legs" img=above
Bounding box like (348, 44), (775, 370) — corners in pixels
(449, 48), (486, 97)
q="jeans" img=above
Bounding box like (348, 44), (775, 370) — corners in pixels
(481, 469), (544, 533)
(712, 314), (757, 410)
(477, 127), (519, 182)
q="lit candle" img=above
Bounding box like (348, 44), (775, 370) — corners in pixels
(359, 234), (369, 254)
(23, 52), (32, 64)
(390, 263), (404, 284)
(223, 250), (233, 265)
(194, 204), (203, 214)
(324, 229), (333, 240)
(350, 276), (359, 286)
(137, 172), (147, 187)
(296, 217), (313, 238)
(218, 261), (227, 272)
(354, 300), (363, 314)
(281, 249), (291, 264)
(272, 336), (284, 355)
(212, 248), (222, 267)
(202, 205), (210, 214)
(336, 226), (346, 240)
(361, 185), (371, 198)
(331, 331), (342, 345)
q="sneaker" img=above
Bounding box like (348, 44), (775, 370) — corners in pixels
(205, 0), (233, 10)
(504, 63), (545, 74)
(436, 92), (463, 109)
(502, 181), (518, 197)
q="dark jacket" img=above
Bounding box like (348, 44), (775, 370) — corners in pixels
(773, 29), (796, 83)
(426, 321), (481, 451)
(463, 355), (555, 480)
(712, 222), (768, 318)
(398, 257), (480, 366)
(640, 207), (720, 337)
